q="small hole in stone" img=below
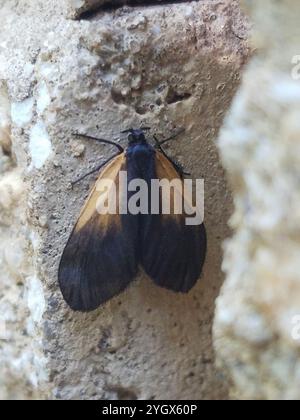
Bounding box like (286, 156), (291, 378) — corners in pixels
(157, 84), (166, 93)
(135, 105), (148, 115)
(107, 385), (138, 401)
(166, 89), (192, 105)
(111, 89), (124, 104)
(118, 388), (138, 400)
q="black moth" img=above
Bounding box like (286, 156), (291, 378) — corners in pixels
(58, 128), (207, 312)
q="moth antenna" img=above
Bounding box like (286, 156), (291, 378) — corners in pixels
(73, 132), (124, 153)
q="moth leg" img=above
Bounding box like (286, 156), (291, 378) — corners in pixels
(157, 128), (185, 147)
(73, 132), (124, 153)
(71, 152), (121, 187)
(153, 135), (190, 177)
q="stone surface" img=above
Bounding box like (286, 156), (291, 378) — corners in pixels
(0, 0), (249, 399)
(0, 85), (47, 400)
(214, 0), (300, 401)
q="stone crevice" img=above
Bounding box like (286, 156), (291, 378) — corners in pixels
(77, 1), (203, 20)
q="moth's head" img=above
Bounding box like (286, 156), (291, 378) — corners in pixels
(122, 128), (149, 145)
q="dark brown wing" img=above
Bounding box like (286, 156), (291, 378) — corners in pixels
(141, 152), (207, 293)
(58, 154), (139, 312)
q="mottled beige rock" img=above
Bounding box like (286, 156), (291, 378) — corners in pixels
(0, 87), (47, 399)
(0, 0), (249, 399)
(214, 0), (300, 401)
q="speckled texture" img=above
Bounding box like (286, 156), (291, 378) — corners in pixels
(0, 85), (47, 400)
(0, 0), (250, 399)
(214, 0), (300, 401)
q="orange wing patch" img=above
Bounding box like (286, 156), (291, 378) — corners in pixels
(155, 152), (195, 222)
(75, 153), (126, 233)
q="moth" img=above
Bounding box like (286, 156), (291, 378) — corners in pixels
(58, 128), (207, 312)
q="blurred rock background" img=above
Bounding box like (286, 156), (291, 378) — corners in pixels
(214, 0), (300, 400)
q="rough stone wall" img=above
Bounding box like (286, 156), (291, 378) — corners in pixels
(0, 1), (249, 399)
(214, 0), (300, 400)
(0, 83), (47, 399)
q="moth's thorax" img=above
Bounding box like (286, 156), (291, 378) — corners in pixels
(126, 142), (155, 177)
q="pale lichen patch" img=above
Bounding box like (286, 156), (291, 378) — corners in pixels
(11, 98), (34, 128)
(29, 121), (53, 170)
